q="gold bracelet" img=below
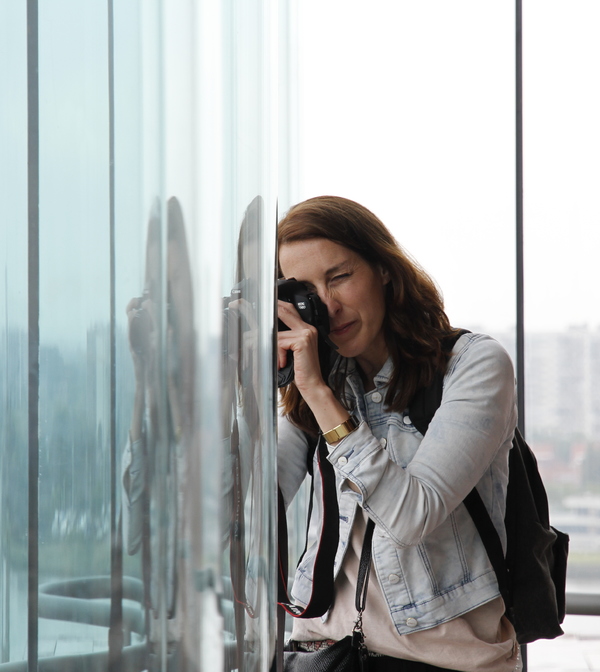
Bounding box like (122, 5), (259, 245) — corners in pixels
(322, 416), (358, 444)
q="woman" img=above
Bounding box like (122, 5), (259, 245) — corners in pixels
(122, 197), (195, 670)
(276, 196), (521, 672)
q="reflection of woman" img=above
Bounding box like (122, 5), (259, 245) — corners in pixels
(122, 197), (194, 668)
(222, 196), (268, 670)
(277, 197), (521, 671)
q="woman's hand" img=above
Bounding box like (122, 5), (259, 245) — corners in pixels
(277, 300), (327, 395)
(127, 297), (149, 384)
(278, 299), (353, 442)
(127, 296), (154, 442)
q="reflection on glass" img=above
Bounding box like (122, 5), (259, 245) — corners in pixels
(526, 328), (600, 587)
(123, 197), (194, 670)
(0, 331), (28, 664)
(0, 1), (27, 661)
(222, 196), (270, 671)
(1, 0), (279, 669)
(522, 1), (600, 599)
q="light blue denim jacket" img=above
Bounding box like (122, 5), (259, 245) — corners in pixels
(278, 332), (517, 635)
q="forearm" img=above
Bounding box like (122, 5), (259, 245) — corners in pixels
(277, 415), (311, 507)
(122, 434), (145, 554)
(327, 335), (518, 545)
(129, 384), (145, 442)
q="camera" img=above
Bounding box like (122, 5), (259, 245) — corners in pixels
(277, 278), (338, 388)
(129, 300), (154, 360)
(223, 278), (256, 364)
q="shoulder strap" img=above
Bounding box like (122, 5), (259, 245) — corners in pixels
(277, 435), (340, 618)
(408, 329), (470, 436)
(463, 486), (512, 610)
(305, 431), (318, 477)
(277, 434), (376, 621)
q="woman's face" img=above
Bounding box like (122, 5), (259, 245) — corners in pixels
(279, 238), (390, 370)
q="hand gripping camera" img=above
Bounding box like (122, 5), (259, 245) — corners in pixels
(277, 278), (338, 388)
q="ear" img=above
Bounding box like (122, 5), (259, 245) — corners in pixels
(379, 265), (391, 285)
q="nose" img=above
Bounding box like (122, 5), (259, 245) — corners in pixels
(320, 293), (341, 319)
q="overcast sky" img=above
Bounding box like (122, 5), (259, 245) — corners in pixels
(294, 0), (600, 334)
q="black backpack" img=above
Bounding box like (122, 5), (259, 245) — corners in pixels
(408, 331), (569, 644)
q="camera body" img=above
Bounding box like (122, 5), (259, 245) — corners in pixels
(277, 278), (337, 387)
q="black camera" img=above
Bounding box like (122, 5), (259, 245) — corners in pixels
(277, 278), (338, 388)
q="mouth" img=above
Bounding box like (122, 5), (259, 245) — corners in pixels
(330, 321), (356, 338)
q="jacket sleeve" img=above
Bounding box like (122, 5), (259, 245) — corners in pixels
(122, 435), (145, 555)
(277, 413), (310, 509)
(326, 334), (517, 547)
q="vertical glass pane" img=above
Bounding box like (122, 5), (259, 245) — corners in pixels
(523, 0), (600, 583)
(37, 0), (112, 656)
(220, 1), (278, 668)
(115, 1), (279, 669)
(523, 0), (600, 666)
(0, 1), (28, 664)
(113, 3), (150, 666)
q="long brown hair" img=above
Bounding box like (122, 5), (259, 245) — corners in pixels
(278, 195), (459, 436)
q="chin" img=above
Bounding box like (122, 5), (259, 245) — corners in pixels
(335, 343), (360, 360)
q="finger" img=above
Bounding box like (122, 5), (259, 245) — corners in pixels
(278, 346), (288, 371)
(277, 300), (310, 330)
(277, 328), (320, 379)
(231, 298), (259, 331)
(126, 296), (143, 315)
(277, 331), (299, 371)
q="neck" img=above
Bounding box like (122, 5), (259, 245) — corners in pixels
(356, 350), (388, 392)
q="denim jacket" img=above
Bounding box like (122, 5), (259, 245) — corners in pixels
(278, 332), (517, 635)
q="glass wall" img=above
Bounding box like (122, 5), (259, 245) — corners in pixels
(1, 1), (280, 671)
(0, 2), (28, 664)
(522, 0), (600, 582)
(521, 3), (600, 667)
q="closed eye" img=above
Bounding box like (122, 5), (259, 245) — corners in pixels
(331, 273), (351, 283)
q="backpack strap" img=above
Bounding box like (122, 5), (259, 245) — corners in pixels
(409, 330), (471, 436)
(463, 488), (512, 612)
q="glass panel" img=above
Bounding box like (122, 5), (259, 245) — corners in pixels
(1, 1), (279, 671)
(113, 2), (146, 665)
(220, 1), (278, 668)
(37, 0), (112, 656)
(522, 0), (600, 587)
(0, 1), (28, 663)
(117, 0), (279, 668)
(523, 0), (600, 670)
(523, 1), (600, 666)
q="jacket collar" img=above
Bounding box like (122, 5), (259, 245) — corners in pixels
(330, 355), (394, 390)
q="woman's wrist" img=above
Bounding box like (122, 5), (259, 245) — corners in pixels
(322, 416), (358, 444)
(130, 387), (145, 442)
(301, 385), (351, 440)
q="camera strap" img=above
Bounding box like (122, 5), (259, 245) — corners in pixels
(276, 434), (375, 621)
